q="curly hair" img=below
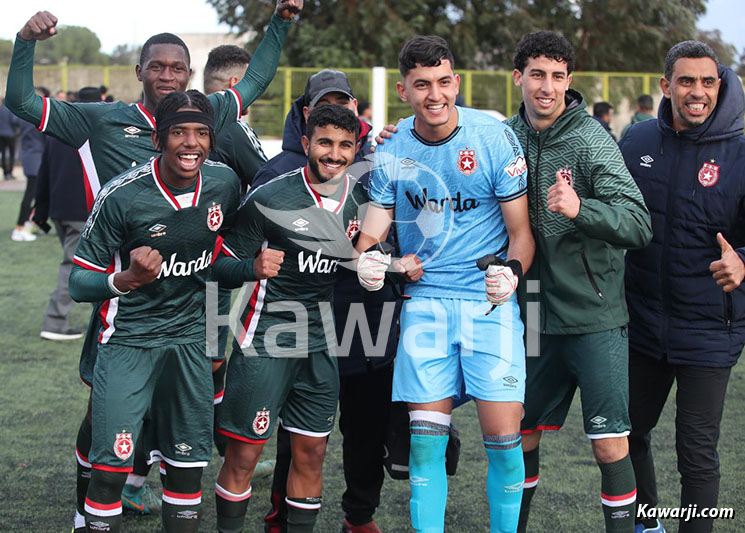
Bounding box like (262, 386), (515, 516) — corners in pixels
(153, 90), (215, 152)
(398, 35), (455, 78)
(306, 104), (360, 142)
(513, 31), (575, 74)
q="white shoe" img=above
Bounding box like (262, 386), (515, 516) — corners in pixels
(23, 221), (39, 234)
(11, 229), (36, 241)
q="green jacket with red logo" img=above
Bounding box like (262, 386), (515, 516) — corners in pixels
(505, 89), (652, 334)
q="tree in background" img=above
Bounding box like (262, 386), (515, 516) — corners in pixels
(109, 44), (142, 66)
(206, 0), (734, 72)
(34, 25), (109, 65)
(697, 29), (738, 68)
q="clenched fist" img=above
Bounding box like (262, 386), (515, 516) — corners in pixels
(254, 248), (284, 279)
(114, 246), (163, 292)
(275, 0), (303, 21)
(19, 11), (58, 41)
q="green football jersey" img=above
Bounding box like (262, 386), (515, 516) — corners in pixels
(220, 167), (368, 358)
(5, 15), (289, 201)
(211, 120), (267, 194)
(73, 158), (241, 347)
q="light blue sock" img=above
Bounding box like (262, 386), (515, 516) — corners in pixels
(485, 433), (524, 533)
(409, 413), (450, 533)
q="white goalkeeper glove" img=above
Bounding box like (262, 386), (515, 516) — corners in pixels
(357, 250), (391, 291)
(485, 263), (519, 306)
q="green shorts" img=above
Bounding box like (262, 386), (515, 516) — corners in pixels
(218, 349), (339, 442)
(521, 327), (630, 439)
(89, 341), (213, 470)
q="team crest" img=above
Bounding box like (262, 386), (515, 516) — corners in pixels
(698, 161), (719, 187)
(252, 408), (270, 436)
(113, 432), (133, 460)
(457, 148), (478, 176)
(346, 218), (360, 240)
(207, 204), (223, 231)
(558, 167), (573, 187)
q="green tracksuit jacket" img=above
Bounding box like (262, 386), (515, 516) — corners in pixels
(505, 89), (652, 335)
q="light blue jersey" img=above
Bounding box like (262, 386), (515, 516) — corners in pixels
(370, 106), (527, 300)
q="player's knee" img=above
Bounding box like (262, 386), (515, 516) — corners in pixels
(592, 436), (628, 464)
(292, 437), (327, 472)
(521, 430), (541, 452)
(164, 465), (202, 494)
(225, 440), (263, 479)
(89, 469), (128, 501)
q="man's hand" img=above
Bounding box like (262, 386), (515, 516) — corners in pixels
(485, 263), (518, 306)
(373, 124), (398, 147)
(394, 254), (423, 282)
(19, 11), (58, 41)
(710, 232), (745, 292)
(275, 0), (303, 21)
(357, 250), (391, 291)
(114, 246), (163, 292)
(547, 169), (581, 219)
(254, 248), (284, 279)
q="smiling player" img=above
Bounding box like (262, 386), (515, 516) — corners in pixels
(68, 90), (241, 533)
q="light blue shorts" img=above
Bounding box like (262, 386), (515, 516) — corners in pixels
(392, 297), (525, 403)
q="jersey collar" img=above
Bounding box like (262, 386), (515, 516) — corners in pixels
(302, 166), (349, 214)
(151, 156), (202, 210)
(134, 103), (156, 129)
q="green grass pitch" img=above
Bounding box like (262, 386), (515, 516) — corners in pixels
(0, 190), (742, 532)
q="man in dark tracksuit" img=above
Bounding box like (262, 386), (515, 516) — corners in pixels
(620, 41), (745, 533)
(254, 70), (399, 533)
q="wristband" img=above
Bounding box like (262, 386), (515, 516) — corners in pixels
(107, 273), (131, 296)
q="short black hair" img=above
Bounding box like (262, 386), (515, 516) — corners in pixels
(664, 40), (719, 80)
(154, 89), (215, 151)
(637, 94), (654, 111)
(593, 101), (613, 117)
(35, 86), (50, 98)
(398, 35), (455, 78)
(306, 105), (360, 143)
(140, 33), (190, 67)
(204, 45), (252, 93)
(513, 31), (575, 74)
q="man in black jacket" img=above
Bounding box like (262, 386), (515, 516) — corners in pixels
(35, 86), (101, 340)
(256, 70), (398, 533)
(620, 41), (745, 533)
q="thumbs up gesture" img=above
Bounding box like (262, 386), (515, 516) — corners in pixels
(547, 168), (580, 219)
(710, 232), (745, 292)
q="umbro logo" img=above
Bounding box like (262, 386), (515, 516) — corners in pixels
(590, 416), (607, 427)
(293, 218), (310, 232)
(401, 157), (416, 169)
(611, 510), (630, 519)
(409, 475), (428, 486)
(504, 481), (524, 493)
(503, 376), (518, 387)
(149, 223), (167, 237)
(640, 155), (654, 168)
(177, 510), (199, 519)
(123, 126), (141, 137)
(89, 522), (110, 532)
(174, 442), (192, 453)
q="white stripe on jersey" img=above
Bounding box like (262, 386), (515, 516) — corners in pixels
(78, 140), (101, 201)
(100, 251), (122, 344)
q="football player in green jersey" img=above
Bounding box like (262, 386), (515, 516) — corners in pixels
(204, 44), (268, 195)
(5, 4), (301, 529)
(69, 90), (241, 533)
(210, 105), (366, 532)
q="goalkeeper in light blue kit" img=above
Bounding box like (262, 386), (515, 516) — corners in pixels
(355, 36), (535, 532)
